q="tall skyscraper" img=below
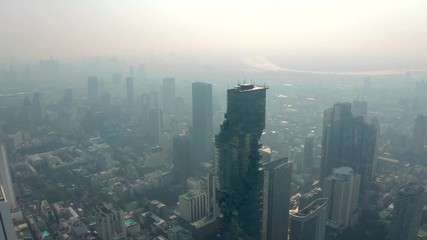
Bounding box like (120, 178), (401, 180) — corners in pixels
(162, 78), (176, 114)
(351, 100), (368, 120)
(320, 103), (376, 198)
(289, 198), (328, 240)
(148, 107), (163, 145)
(216, 84), (267, 239)
(0, 144), (16, 209)
(370, 117), (380, 177)
(303, 134), (315, 170)
(323, 167), (360, 231)
(95, 202), (125, 240)
(173, 133), (191, 181)
(0, 186), (17, 240)
(261, 157), (292, 240)
(191, 82), (213, 163)
(389, 183), (425, 240)
(32, 92), (46, 124)
(23, 96), (33, 131)
(410, 114), (427, 155)
(126, 77), (134, 114)
(87, 76), (99, 103)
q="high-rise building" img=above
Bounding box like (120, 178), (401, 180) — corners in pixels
(410, 114), (427, 155)
(216, 84), (267, 239)
(261, 157), (292, 240)
(178, 190), (208, 223)
(0, 144), (16, 209)
(0, 186), (17, 240)
(289, 198), (328, 240)
(23, 96), (33, 131)
(87, 76), (99, 103)
(148, 107), (163, 145)
(94, 202), (125, 240)
(323, 167), (360, 231)
(320, 103), (376, 197)
(370, 117), (380, 177)
(32, 92), (46, 124)
(352, 100), (368, 120)
(303, 134), (315, 170)
(162, 78), (176, 114)
(126, 77), (134, 113)
(191, 82), (213, 163)
(389, 183), (425, 240)
(173, 133), (191, 181)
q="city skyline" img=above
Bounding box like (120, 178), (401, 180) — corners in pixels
(1, 1), (427, 73)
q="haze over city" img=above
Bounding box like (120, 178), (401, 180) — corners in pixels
(2, 0), (427, 72)
(1, 1), (427, 240)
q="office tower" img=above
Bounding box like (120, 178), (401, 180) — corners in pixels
(178, 190), (208, 223)
(261, 157), (292, 240)
(289, 198), (328, 240)
(216, 84), (267, 239)
(320, 103), (376, 197)
(370, 117), (380, 177)
(61, 89), (73, 110)
(206, 173), (219, 218)
(162, 78), (176, 114)
(410, 114), (427, 155)
(191, 82), (213, 163)
(148, 107), (163, 145)
(389, 183), (425, 240)
(23, 96), (33, 130)
(303, 134), (315, 170)
(95, 202), (125, 240)
(173, 133), (191, 181)
(99, 91), (112, 112)
(0, 186), (17, 240)
(111, 73), (122, 100)
(0, 144), (16, 209)
(352, 100), (367, 120)
(32, 92), (46, 124)
(323, 167), (360, 231)
(126, 77), (134, 113)
(87, 76), (99, 103)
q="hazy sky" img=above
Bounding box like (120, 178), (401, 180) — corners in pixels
(1, 0), (427, 70)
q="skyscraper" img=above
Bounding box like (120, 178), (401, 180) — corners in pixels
(0, 186), (17, 240)
(0, 144), (16, 209)
(173, 133), (191, 181)
(410, 114), (427, 155)
(126, 77), (134, 114)
(303, 134), (315, 170)
(261, 157), (292, 240)
(32, 92), (46, 124)
(320, 103), (376, 198)
(216, 84), (267, 239)
(352, 100), (368, 120)
(162, 78), (176, 114)
(87, 76), (99, 103)
(389, 183), (425, 240)
(95, 202), (125, 240)
(323, 167), (360, 231)
(191, 82), (213, 163)
(289, 198), (328, 240)
(148, 107), (163, 145)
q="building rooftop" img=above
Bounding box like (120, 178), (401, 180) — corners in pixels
(398, 183), (425, 196)
(292, 198), (328, 218)
(124, 218), (136, 227)
(231, 84), (268, 92)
